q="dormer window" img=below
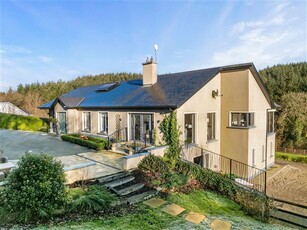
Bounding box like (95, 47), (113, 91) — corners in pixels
(96, 82), (119, 92)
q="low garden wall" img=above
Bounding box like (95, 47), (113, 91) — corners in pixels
(123, 146), (167, 170)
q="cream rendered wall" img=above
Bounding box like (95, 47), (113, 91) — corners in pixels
(221, 69), (249, 164)
(67, 109), (79, 133)
(176, 73), (221, 160)
(247, 70), (275, 169)
(76, 110), (165, 143)
(221, 69), (275, 170)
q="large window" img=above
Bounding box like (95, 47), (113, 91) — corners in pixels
(99, 112), (108, 134)
(207, 113), (216, 141)
(267, 111), (274, 133)
(184, 113), (195, 144)
(230, 112), (254, 127)
(82, 112), (91, 132)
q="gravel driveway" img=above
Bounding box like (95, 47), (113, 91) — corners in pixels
(0, 129), (93, 160)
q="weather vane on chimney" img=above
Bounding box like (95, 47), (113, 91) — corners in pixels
(154, 44), (158, 63)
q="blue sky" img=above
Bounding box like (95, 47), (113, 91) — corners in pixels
(0, 0), (306, 92)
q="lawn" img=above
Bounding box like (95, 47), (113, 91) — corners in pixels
(35, 190), (292, 230)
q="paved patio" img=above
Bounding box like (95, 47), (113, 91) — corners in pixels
(0, 129), (92, 160)
(0, 129), (125, 183)
(57, 152), (124, 184)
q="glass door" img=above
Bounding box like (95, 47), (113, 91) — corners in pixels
(58, 112), (67, 134)
(130, 114), (153, 143)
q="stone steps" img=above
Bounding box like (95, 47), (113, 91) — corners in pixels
(101, 171), (157, 204)
(104, 175), (135, 188)
(97, 172), (127, 184)
(127, 190), (157, 204)
(112, 183), (145, 196)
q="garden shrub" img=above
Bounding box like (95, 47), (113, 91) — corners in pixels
(67, 185), (116, 213)
(0, 112), (47, 132)
(61, 134), (110, 150)
(138, 154), (170, 176)
(0, 153), (68, 223)
(159, 111), (182, 167)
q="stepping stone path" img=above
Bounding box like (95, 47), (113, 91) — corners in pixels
(210, 219), (232, 230)
(162, 203), (186, 216)
(143, 197), (232, 229)
(143, 198), (167, 208)
(185, 211), (206, 224)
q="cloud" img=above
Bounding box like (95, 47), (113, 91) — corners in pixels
(0, 44), (32, 54)
(38, 56), (53, 63)
(209, 1), (306, 69)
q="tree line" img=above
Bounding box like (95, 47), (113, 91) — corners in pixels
(259, 62), (307, 149)
(0, 63), (306, 148)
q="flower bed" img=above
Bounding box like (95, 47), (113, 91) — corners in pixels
(61, 134), (110, 150)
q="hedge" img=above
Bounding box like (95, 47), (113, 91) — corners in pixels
(61, 134), (110, 150)
(275, 152), (307, 164)
(0, 113), (47, 132)
(175, 160), (271, 222)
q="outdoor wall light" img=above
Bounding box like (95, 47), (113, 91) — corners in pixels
(212, 89), (223, 98)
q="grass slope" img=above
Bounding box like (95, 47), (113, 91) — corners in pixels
(35, 190), (293, 230)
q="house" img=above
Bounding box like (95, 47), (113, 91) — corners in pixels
(0, 102), (30, 116)
(39, 59), (276, 171)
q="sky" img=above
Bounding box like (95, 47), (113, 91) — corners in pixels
(0, 0), (306, 92)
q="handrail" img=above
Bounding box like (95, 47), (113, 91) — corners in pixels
(180, 142), (266, 173)
(180, 142), (267, 193)
(107, 127), (128, 139)
(107, 127), (128, 149)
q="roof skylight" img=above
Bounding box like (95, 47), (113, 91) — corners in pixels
(96, 82), (119, 92)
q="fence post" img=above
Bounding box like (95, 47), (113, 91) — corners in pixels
(230, 159), (232, 179)
(264, 170), (267, 195)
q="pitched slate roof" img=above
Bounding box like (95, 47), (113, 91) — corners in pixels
(39, 63), (274, 110)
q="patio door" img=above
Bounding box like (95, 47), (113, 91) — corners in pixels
(130, 114), (153, 143)
(58, 112), (67, 134)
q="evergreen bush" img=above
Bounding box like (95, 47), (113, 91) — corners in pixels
(67, 185), (116, 213)
(0, 153), (68, 223)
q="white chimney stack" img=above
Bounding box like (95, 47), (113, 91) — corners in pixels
(142, 56), (157, 86)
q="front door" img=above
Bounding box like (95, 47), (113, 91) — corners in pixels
(130, 114), (153, 143)
(58, 112), (67, 134)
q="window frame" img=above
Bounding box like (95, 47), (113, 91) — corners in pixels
(207, 112), (216, 141)
(267, 111), (275, 134)
(82, 111), (91, 132)
(98, 112), (108, 135)
(229, 112), (255, 128)
(184, 113), (196, 144)
(252, 149), (256, 167)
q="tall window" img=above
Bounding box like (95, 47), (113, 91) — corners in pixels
(262, 145), (265, 162)
(252, 149), (256, 166)
(82, 112), (91, 132)
(207, 113), (216, 141)
(230, 112), (254, 127)
(267, 111), (274, 133)
(99, 112), (108, 134)
(184, 113), (195, 144)
(270, 141), (273, 158)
